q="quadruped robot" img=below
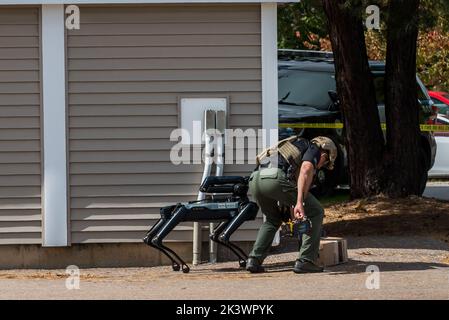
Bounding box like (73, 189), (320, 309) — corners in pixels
(143, 175), (259, 273)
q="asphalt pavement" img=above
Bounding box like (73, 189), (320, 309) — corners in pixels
(0, 236), (447, 300)
(424, 181), (449, 200)
(0, 182), (447, 300)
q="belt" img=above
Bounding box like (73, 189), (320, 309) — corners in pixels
(253, 162), (271, 172)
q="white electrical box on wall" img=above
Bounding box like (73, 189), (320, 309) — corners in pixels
(179, 98), (227, 145)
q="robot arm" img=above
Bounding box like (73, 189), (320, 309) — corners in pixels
(199, 176), (249, 197)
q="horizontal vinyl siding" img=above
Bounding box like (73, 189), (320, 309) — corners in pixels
(67, 4), (262, 244)
(0, 7), (42, 245)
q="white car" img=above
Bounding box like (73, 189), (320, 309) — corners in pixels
(429, 115), (449, 177)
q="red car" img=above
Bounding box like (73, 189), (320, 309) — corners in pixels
(429, 91), (449, 116)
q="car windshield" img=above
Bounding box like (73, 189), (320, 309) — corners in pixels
(278, 69), (336, 110)
(278, 68), (429, 109)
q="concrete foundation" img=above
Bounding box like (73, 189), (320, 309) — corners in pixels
(0, 242), (254, 269)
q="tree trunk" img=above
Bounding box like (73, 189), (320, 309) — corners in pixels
(322, 0), (386, 198)
(384, 0), (426, 197)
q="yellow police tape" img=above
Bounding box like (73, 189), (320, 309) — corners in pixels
(279, 122), (449, 132)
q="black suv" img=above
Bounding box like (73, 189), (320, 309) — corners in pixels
(278, 50), (437, 196)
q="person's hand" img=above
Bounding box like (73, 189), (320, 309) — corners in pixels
(293, 202), (305, 221)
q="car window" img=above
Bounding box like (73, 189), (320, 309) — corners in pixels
(373, 74), (427, 104)
(278, 68), (429, 109)
(416, 77), (430, 101)
(278, 69), (335, 110)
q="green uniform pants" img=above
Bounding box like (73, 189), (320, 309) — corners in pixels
(248, 167), (324, 264)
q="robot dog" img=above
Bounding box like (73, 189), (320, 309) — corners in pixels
(143, 176), (259, 273)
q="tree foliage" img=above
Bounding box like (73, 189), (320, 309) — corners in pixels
(278, 0), (449, 91)
(417, 29), (449, 91)
(365, 28), (449, 92)
(419, 0), (449, 32)
(278, 0), (327, 50)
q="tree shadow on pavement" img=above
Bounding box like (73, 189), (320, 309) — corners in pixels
(210, 261), (295, 274)
(210, 259), (449, 275)
(325, 258), (449, 275)
(209, 260), (294, 273)
(343, 235), (449, 250)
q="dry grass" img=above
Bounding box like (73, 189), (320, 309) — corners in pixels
(323, 196), (449, 243)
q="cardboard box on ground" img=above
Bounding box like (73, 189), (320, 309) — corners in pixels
(317, 237), (348, 267)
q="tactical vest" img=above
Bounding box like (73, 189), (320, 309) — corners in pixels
(255, 135), (302, 180)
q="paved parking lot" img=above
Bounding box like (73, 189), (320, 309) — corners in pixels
(424, 181), (449, 200)
(0, 183), (447, 300)
(0, 236), (448, 300)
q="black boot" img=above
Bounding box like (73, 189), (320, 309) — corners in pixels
(246, 257), (265, 273)
(293, 259), (324, 274)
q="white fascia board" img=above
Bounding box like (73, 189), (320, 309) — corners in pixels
(261, 3), (280, 246)
(261, 2), (279, 147)
(41, 4), (68, 247)
(1, 0), (298, 4)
